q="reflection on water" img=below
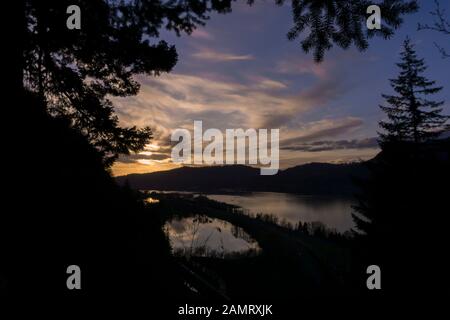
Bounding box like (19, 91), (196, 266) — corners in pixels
(207, 192), (355, 232)
(165, 215), (261, 258)
(145, 197), (160, 204)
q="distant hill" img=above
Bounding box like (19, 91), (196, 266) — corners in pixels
(116, 162), (370, 195)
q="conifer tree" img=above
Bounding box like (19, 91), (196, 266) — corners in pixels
(352, 39), (449, 292)
(353, 38), (448, 240)
(379, 38), (448, 144)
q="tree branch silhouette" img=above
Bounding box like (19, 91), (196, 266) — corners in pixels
(418, 0), (450, 59)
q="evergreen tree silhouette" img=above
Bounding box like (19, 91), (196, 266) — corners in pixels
(379, 38), (448, 144)
(352, 38), (449, 294)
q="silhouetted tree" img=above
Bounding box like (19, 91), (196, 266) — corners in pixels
(379, 38), (448, 145)
(352, 39), (449, 293)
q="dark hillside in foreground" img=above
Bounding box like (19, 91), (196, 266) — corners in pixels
(116, 162), (370, 195)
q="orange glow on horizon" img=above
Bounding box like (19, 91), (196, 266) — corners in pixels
(111, 161), (180, 177)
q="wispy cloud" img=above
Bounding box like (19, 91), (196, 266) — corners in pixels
(250, 77), (288, 90)
(281, 117), (365, 146)
(191, 28), (214, 40)
(114, 73), (312, 132)
(276, 56), (333, 78)
(192, 48), (254, 61)
(281, 137), (378, 152)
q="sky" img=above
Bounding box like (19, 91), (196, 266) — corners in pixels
(111, 0), (450, 176)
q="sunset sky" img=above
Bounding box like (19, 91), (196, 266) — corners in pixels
(111, 0), (450, 176)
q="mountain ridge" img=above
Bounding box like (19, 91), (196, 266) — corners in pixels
(116, 161), (370, 195)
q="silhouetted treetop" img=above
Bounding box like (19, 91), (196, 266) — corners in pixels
(379, 38), (448, 144)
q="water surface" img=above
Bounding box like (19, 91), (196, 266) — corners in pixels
(207, 192), (355, 232)
(165, 215), (261, 258)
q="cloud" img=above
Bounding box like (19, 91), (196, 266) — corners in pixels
(118, 152), (171, 164)
(271, 56), (353, 116)
(192, 48), (254, 61)
(113, 73), (312, 134)
(112, 161), (179, 176)
(249, 77), (288, 90)
(191, 28), (214, 40)
(276, 58), (331, 78)
(281, 137), (378, 152)
(184, 109), (248, 131)
(281, 117), (365, 145)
